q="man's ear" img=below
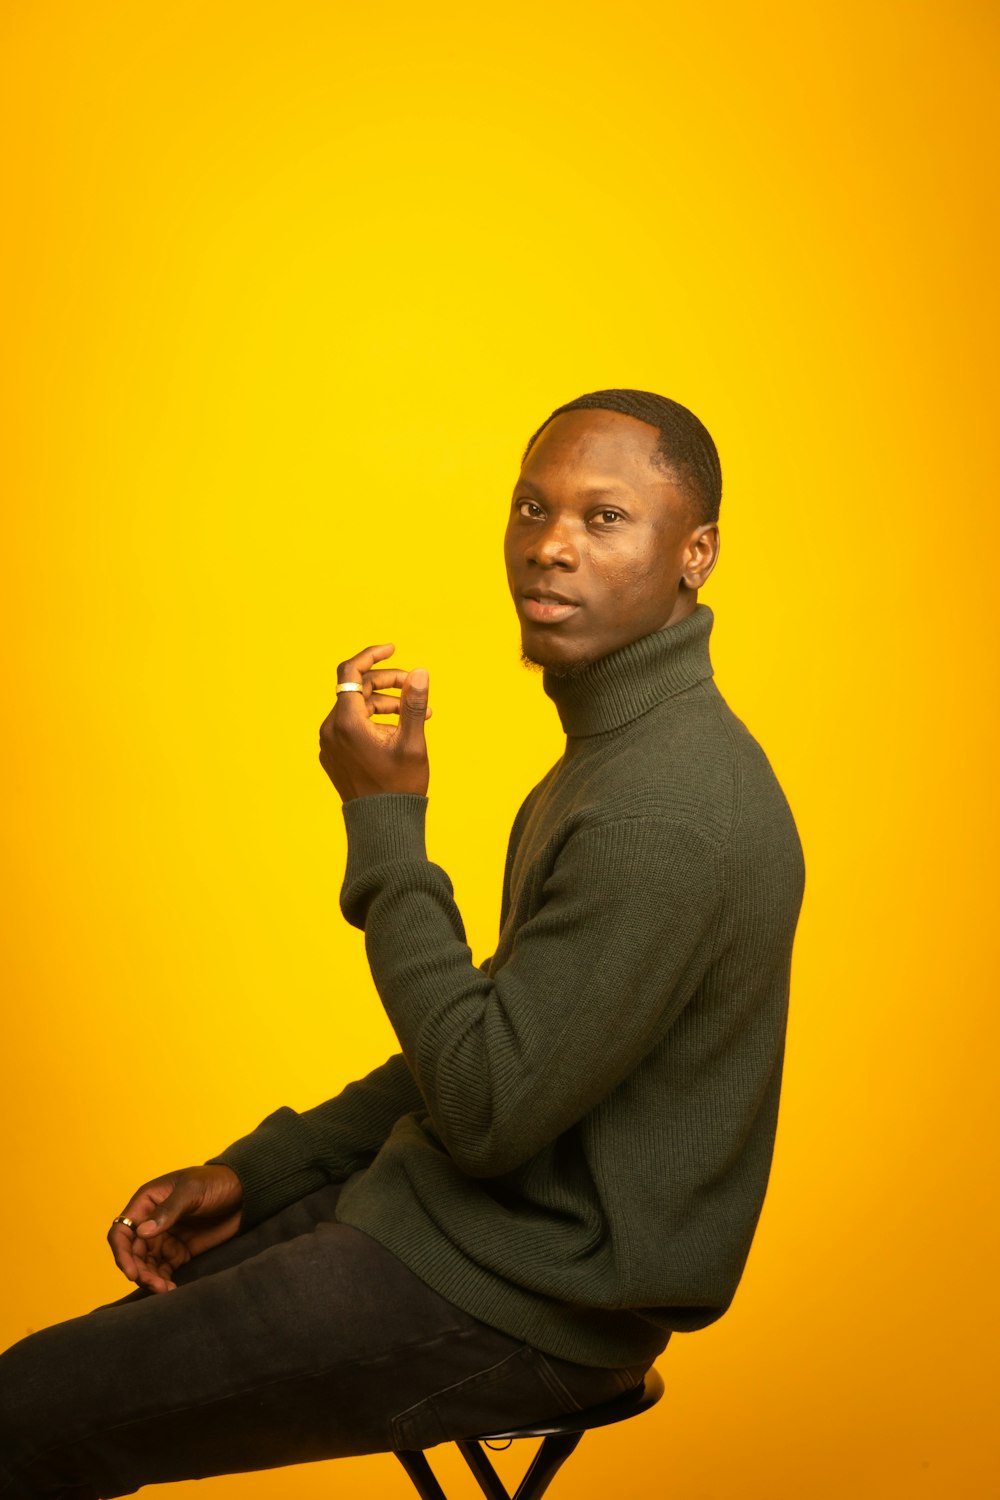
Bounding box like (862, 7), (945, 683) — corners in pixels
(682, 524), (720, 590)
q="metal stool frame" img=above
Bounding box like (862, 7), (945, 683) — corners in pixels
(394, 1366), (664, 1500)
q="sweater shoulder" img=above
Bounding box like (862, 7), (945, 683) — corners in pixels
(567, 680), (800, 855)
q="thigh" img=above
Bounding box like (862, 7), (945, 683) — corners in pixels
(0, 1210), (453, 1494)
(0, 1201), (639, 1499)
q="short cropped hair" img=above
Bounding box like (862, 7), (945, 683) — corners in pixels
(521, 388), (722, 525)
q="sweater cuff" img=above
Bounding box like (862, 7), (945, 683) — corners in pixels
(342, 793), (429, 886)
(207, 1107), (330, 1230)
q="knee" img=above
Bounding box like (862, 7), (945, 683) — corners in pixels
(0, 1324), (99, 1499)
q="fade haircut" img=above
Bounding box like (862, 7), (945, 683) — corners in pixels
(521, 388), (722, 526)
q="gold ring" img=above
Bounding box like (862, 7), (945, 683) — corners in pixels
(335, 682), (365, 695)
(112, 1216), (137, 1231)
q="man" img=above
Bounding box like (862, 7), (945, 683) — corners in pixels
(0, 390), (805, 1495)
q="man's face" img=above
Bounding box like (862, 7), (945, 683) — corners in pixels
(504, 408), (707, 673)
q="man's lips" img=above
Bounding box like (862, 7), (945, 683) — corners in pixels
(520, 590), (582, 624)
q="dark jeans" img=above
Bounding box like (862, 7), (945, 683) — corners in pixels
(0, 1185), (653, 1498)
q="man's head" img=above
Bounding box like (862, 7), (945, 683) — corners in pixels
(505, 389), (722, 675)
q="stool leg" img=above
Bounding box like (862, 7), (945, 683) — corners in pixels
(457, 1440), (513, 1500)
(456, 1431), (585, 1500)
(395, 1450), (450, 1500)
(398, 1428), (586, 1500)
(510, 1431), (585, 1500)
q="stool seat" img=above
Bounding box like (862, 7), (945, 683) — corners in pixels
(395, 1366), (664, 1500)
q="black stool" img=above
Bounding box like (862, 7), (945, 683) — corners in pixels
(395, 1366), (664, 1500)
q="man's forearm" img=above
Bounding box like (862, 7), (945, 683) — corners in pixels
(211, 1052), (424, 1229)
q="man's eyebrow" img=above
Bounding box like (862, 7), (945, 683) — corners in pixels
(514, 479), (631, 499)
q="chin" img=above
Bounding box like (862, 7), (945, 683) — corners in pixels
(519, 642), (595, 679)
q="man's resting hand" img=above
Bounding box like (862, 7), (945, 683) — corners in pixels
(107, 1164), (243, 1294)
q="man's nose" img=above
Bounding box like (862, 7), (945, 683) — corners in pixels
(526, 517), (579, 569)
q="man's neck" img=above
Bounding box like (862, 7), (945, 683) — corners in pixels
(541, 604), (715, 738)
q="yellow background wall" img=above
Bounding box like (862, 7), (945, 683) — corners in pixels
(1, 2), (996, 1495)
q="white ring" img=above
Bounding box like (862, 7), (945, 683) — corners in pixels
(335, 682), (365, 695)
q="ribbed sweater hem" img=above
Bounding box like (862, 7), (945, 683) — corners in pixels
(334, 1189), (671, 1370)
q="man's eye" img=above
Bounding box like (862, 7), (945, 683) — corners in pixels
(594, 509), (624, 524)
(517, 500), (545, 519)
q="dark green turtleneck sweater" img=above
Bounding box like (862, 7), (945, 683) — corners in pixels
(215, 605), (805, 1367)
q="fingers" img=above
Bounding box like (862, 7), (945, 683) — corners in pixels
(136, 1260), (177, 1294)
(334, 656), (432, 723)
(319, 648), (432, 799)
(365, 691), (432, 719)
(365, 669), (409, 691)
(108, 1221), (141, 1283)
(108, 1219), (178, 1292)
(139, 1227), (193, 1292)
(366, 671), (431, 719)
(366, 692), (406, 716)
(107, 1182), (172, 1283)
(334, 646), (396, 725)
(336, 643), (395, 685)
(107, 1177), (194, 1287)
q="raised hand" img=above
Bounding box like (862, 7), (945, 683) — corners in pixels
(107, 1164), (244, 1293)
(318, 642), (432, 802)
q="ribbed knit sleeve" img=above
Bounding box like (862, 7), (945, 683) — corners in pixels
(212, 1050), (424, 1229)
(339, 793), (722, 1179)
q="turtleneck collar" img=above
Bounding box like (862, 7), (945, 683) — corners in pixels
(542, 603), (715, 738)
